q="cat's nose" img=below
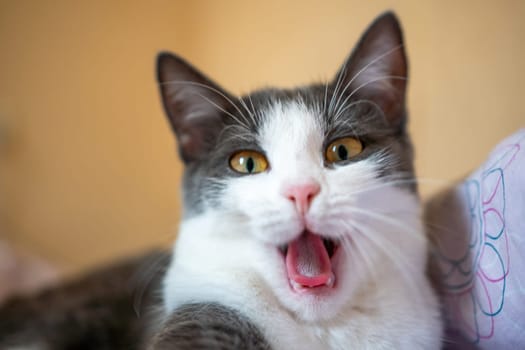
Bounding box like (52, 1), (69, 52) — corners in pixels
(283, 182), (320, 215)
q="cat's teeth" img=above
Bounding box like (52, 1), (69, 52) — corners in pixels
(290, 280), (304, 291)
(326, 273), (335, 288)
(290, 275), (335, 290)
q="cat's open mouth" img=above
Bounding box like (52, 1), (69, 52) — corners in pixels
(279, 231), (340, 293)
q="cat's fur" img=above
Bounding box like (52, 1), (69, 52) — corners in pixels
(0, 11), (442, 350)
(158, 11), (442, 349)
(0, 252), (169, 349)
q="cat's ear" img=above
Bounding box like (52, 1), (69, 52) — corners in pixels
(157, 53), (232, 163)
(333, 12), (407, 126)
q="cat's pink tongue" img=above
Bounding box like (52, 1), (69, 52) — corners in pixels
(285, 232), (332, 287)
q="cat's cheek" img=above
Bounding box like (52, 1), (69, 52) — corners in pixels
(224, 182), (306, 245)
(248, 211), (304, 245)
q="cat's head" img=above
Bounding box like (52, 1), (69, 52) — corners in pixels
(158, 12), (425, 321)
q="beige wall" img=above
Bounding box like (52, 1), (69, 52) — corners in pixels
(1, 0), (523, 275)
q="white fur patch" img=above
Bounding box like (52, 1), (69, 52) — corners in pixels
(163, 100), (442, 349)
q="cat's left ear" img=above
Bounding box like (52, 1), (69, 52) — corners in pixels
(333, 12), (408, 127)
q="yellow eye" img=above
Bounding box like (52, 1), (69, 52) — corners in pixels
(229, 151), (268, 174)
(325, 137), (363, 163)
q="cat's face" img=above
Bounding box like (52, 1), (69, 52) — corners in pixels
(158, 13), (426, 321)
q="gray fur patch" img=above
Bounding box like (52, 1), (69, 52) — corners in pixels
(148, 303), (271, 350)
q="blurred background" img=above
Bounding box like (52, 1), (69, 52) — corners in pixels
(0, 0), (523, 282)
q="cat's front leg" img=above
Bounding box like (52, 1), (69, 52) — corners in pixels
(147, 303), (271, 350)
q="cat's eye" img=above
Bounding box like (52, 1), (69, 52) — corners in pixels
(325, 137), (363, 164)
(229, 151), (268, 174)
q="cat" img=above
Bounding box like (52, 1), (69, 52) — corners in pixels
(0, 11), (442, 350)
(154, 10), (442, 349)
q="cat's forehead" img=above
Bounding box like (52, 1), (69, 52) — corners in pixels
(239, 85), (385, 148)
(258, 99), (324, 154)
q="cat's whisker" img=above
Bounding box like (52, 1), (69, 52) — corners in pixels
(340, 237), (380, 285)
(247, 94), (260, 121)
(328, 55), (351, 115)
(332, 103), (385, 128)
(194, 92), (251, 130)
(328, 182), (410, 203)
(324, 206), (423, 244)
(211, 204), (290, 229)
(331, 44), (403, 116)
(323, 80), (330, 115)
(257, 219), (296, 232)
(381, 172), (451, 185)
(238, 96), (259, 128)
(348, 75), (407, 103)
(345, 219), (424, 302)
(330, 177), (451, 200)
(160, 80), (252, 129)
(337, 219), (406, 265)
(332, 99), (387, 125)
(349, 206), (424, 241)
(219, 126), (258, 143)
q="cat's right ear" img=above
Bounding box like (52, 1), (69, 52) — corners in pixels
(332, 12), (408, 128)
(157, 53), (231, 163)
